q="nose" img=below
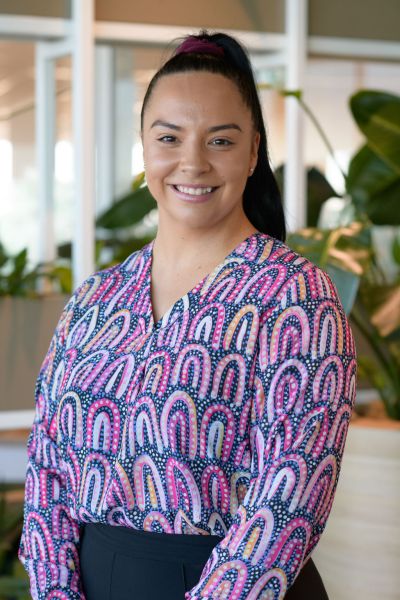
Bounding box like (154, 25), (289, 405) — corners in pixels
(179, 140), (211, 175)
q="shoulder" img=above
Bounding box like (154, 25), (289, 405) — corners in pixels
(253, 236), (356, 369)
(251, 233), (341, 312)
(62, 243), (151, 316)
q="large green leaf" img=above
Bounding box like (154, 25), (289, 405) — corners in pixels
(347, 144), (400, 224)
(350, 90), (400, 174)
(96, 186), (157, 230)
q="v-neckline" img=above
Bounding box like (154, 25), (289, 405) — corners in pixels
(146, 230), (261, 332)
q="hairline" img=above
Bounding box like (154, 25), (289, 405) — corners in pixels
(140, 63), (258, 132)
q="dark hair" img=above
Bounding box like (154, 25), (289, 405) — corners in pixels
(140, 31), (286, 242)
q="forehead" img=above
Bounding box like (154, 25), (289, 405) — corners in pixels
(143, 71), (251, 125)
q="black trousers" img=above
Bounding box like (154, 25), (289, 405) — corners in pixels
(78, 523), (329, 599)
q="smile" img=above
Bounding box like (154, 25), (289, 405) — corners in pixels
(172, 184), (217, 196)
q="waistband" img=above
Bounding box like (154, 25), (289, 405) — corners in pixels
(81, 523), (223, 564)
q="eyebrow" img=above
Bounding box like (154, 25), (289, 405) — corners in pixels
(150, 120), (242, 132)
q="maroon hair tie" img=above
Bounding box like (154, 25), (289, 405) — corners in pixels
(175, 36), (224, 58)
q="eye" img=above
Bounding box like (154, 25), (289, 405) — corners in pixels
(210, 138), (233, 146)
(157, 135), (177, 143)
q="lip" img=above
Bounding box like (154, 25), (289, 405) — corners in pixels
(169, 183), (219, 203)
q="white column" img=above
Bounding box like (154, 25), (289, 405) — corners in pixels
(95, 45), (115, 216)
(284, 0), (308, 231)
(36, 43), (56, 270)
(72, 0), (95, 288)
(114, 47), (135, 198)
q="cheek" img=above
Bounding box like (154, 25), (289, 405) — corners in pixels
(143, 145), (176, 181)
(217, 152), (250, 183)
(143, 148), (180, 206)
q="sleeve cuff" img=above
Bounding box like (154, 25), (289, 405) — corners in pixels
(20, 555), (86, 600)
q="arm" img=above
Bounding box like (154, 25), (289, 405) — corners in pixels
(185, 271), (357, 599)
(18, 293), (86, 600)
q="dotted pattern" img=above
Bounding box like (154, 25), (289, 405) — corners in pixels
(18, 232), (356, 599)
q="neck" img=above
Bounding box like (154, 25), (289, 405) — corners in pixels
(152, 220), (258, 273)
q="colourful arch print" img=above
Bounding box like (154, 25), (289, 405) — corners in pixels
(19, 231), (356, 599)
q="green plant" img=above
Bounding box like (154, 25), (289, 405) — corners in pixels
(0, 173), (155, 298)
(286, 88), (400, 419)
(0, 246), (41, 298)
(94, 170), (157, 267)
(54, 172), (157, 281)
(351, 238), (400, 419)
(0, 244), (74, 298)
(346, 91), (400, 225)
(332, 91), (400, 419)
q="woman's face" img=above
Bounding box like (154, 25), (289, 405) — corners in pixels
(141, 71), (260, 230)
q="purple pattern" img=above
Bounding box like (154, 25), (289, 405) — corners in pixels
(18, 232), (356, 599)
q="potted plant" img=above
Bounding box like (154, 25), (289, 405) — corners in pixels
(285, 89), (400, 600)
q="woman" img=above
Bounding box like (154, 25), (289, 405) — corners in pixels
(19, 31), (356, 599)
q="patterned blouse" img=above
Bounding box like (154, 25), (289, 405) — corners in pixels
(19, 231), (356, 599)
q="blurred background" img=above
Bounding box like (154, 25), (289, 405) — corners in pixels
(0, 1), (399, 598)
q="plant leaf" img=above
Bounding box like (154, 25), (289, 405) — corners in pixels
(350, 90), (400, 175)
(281, 89), (303, 100)
(12, 249), (28, 277)
(131, 171), (145, 191)
(51, 266), (72, 294)
(96, 186), (157, 230)
(347, 144), (400, 225)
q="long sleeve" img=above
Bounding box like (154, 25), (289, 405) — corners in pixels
(185, 269), (357, 599)
(18, 292), (86, 600)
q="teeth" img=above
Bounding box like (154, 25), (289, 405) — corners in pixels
(176, 185), (213, 195)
